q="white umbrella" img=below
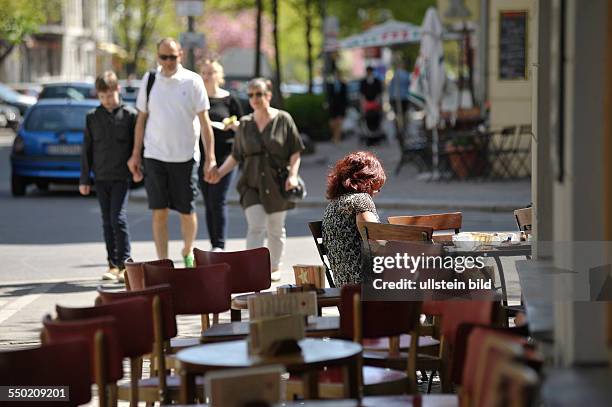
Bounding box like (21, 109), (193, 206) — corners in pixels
(409, 7), (446, 178)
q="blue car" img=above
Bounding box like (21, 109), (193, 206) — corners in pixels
(10, 99), (98, 196)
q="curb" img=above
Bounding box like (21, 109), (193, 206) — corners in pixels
(128, 192), (524, 213)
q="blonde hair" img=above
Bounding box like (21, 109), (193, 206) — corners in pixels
(199, 59), (225, 86)
(248, 77), (273, 93)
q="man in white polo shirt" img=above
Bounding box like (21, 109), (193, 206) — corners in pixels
(128, 37), (216, 267)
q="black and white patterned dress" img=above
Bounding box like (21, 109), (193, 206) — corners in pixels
(322, 193), (379, 286)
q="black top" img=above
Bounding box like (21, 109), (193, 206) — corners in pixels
(326, 80), (348, 113)
(359, 77), (383, 101)
(80, 104), (137, 184)
(199, 93), (243, 163)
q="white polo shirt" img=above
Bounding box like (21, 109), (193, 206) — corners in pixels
(136, 65), (210, 162)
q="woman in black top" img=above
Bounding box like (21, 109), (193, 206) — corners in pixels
(198, 59), (243, 251)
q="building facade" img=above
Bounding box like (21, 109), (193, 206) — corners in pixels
(0, 0), (113, 83)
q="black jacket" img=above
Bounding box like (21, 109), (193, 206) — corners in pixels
(79, 104), (137, 184)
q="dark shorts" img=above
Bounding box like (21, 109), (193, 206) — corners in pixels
(144, 158), (198, 214)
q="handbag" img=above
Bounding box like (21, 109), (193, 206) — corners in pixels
(276, 166), (307, 202)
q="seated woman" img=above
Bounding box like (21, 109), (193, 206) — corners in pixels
(322, 151), (386, 286)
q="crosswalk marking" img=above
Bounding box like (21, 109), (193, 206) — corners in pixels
(0, 283), (56, 325)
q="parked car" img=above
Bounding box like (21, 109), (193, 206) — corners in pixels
(38, 82), (96, 100)
(10, 99), (98, 196)
(0, 104), (21, 130)
(10, 83), (43, 98)
(118, 80), (139, 106)
(0, 83), (37, 116)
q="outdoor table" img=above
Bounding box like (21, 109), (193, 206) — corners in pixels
(201, 316), (340, 343)
(177, 338), (362, 403)
(231, 287), (341, 321)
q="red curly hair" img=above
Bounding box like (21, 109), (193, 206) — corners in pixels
(326, 151), (386, 200)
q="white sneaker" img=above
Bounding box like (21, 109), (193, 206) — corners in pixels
(271, 269), (282, 282)
(211, 247), (224, 252)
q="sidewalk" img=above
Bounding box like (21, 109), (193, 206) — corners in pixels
(130, 135), (531, 212)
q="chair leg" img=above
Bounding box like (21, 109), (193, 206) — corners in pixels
(427, 371), (436, 393)
(129, 357), (140, 406)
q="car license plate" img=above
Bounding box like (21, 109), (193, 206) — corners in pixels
(47, 144), (81, 155)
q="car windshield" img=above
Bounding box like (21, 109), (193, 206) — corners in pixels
(0, 83), (20, 103)
(39, 85), (95, 100)
(25, 106), (92, 132)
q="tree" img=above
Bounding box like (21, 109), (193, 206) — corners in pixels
(113, 0), (169, 75)
(271, 0), (283, 107)
(0, 0), (45, 64)
(254, 0), (263, 77)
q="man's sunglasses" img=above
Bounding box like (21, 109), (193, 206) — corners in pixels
(248, 92), (265, 98)
(158, 54), (178, 61)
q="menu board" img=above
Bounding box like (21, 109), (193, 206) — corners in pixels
(499, 11), (528, 80)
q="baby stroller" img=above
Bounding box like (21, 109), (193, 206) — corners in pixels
(359, 100), (386, 146)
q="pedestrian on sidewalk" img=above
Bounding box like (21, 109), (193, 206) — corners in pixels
(212, 78), (305, 281)
(128, 38), (217, 267)
(198, 59), (243, 252)
(79, 71), (141, 282)
(326, 70), (348, 144)
(322, 151), (386, 286)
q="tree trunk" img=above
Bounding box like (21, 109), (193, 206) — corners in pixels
(305, 0), (313, 94)
(272, 0), (283, 107)
(254, 0), (263, 77)
(0, 43), (15, 65)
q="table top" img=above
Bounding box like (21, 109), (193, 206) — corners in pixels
(201, 316), (340, 342)
(177, 338), (362, 372)
(232, 288), (341, 309)
(541, 366), (612, 406)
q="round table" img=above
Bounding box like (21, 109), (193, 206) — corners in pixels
(230, 287), (341, 321)
(177, 338), (362, 403)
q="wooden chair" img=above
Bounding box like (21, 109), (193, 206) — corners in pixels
(388, 212), (462, 242)
(488, 362), (539, 407)
(42, 314), (123, 407)
(287, 284), (422, 398)
(514, 207), (532, 235)
(307, 220), (336, 288)
(357, 221), (433, 243)
(143, 263), (232, 343)
(124, 258), (174, 290)
(95, 284), (202, 404)
(193, 247), (271, 321)
(0, 340), (92, 407)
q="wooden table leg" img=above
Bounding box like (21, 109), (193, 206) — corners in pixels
(180, 370), (196, 404)
(345, 357), (361, 399)
(302, 371), (319, 400)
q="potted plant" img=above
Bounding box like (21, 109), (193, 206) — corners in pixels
(445, 132), (487, 178)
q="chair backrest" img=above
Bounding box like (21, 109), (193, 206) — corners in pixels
(514, 207), (532, 234)
(125, 258), (174, 290)
(339, 284), (421, 340)
(440, 299), (498, 348)
(143, 263), (232, 315)
(41, 314), (124, 386)
(388, 212), (463, 235)
(0, 340), (92, 407)
(56, 297), (153, 358)
(193, 247), (271, 294)
(308, 221), (336, 288)
(357, 221), (433, 242)
(96, 284), (178, 341)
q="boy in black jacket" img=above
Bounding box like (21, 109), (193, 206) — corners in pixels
(79, 71), (142, 282)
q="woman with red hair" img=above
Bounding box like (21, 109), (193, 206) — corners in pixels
(322, 151), (386, 285)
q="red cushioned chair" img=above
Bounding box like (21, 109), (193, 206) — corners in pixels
(0, 340), (92, 407)
(193, 247), (271, 322)
(42, 314), (123, 407)
(124, 258), (174, 290)
(95, 284), (201, 404)
(142, 263), (232, 345)
(287, 284), (422, 399)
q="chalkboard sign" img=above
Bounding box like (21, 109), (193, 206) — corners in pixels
(499, 11), (528, 80)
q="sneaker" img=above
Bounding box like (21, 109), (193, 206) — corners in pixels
(211, 247), (224, 252)
(116, 268), (126, 284)
(271, 269), (282, 282)
(102, 266), (119, 281)
(183, 253), (195, 268)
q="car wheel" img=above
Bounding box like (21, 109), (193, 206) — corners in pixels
(11, 173), (27, 196)
(36, 180), (49, 191)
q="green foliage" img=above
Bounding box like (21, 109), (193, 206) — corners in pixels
(284, 93), (330, 141)
(0, 0), (45, 48)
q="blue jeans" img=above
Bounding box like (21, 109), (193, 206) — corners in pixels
(95, 180), (131, 268)
(199, 170), (234, 249)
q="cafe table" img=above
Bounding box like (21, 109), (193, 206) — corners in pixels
(231, 287), (341, 321)
(177, 338), (362, 403)
(201, 316), (340, 343)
